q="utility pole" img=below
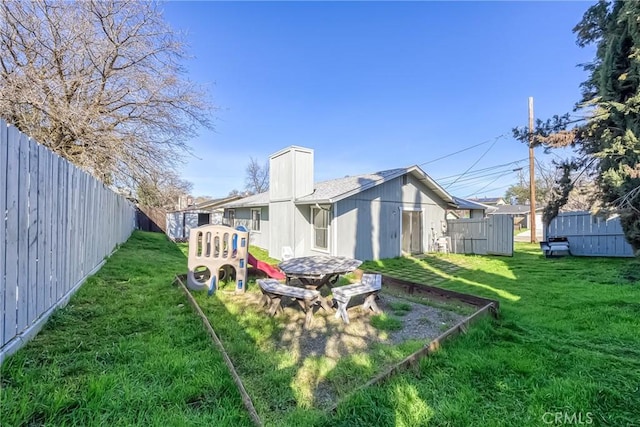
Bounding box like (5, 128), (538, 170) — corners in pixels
(528, 97), (537, 243)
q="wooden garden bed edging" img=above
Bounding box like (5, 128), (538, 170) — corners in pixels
(176, 271), (498, 419)
(375, 273), (500, 313)
(328, 274), (499, 413)
(174, 274), (263, 427)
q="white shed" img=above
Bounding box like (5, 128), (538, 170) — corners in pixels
(166, 195), (242, 240)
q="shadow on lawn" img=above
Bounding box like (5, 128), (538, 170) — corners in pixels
(174, 248), (397, 424)
(198, 285), (405, 415)
(364, 251), (524, 305)
(174, 240), (481, 424)
(177, 237), (640, 426)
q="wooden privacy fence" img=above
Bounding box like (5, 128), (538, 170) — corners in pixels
(546, 211), (634, 257)
(447, 215), (514, 256)
(137, 206), (167, 233)
(1, 120), (136, 363)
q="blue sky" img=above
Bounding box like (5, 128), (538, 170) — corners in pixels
(162, 1), (596, 199)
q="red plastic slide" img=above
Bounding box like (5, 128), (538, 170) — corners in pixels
(247, 253), (286, 280)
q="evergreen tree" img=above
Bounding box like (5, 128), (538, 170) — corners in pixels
(514, 0), (640, 252)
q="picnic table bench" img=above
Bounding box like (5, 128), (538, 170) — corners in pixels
(332, 273), (382, 324)
(257, 279), (329, 327)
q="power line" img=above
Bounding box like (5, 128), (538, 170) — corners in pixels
(419, 134), (507, 166)
(464, 184), (514, 198)
(444, 136), (504, 189)
(464, 170), (517, 198)
(439, 163), (527, 187)
(462, 174), (521, 199)
(450, 173), (520, 195)
(445, 172), (517, 190)
(436, 158), (528, 181)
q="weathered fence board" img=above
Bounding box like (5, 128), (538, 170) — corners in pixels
(546, 211), (634, 257)
(0, 119), (136, 361)
(487, 214), (514, 256)
(447, 216), (513, 256)
(36, 145), (46, 319)
(447, 218), (488, 254)
(27, 139), (39, 324)
(0, 124), (7, 340)
(17, 131), (29, 333)
(4, 125), (20, 346)
(46, 147), (55, 307)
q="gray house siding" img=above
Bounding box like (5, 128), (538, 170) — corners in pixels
(269, 201), (294, 260)
(230, 207), (270, 249)
(402, 175), (449, 251)
(334, 175), (448, 260)
(220, 146), (468, 261)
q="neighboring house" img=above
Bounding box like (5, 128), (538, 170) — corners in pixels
(485, 204), (544, 230)
(221, 146), (484, 261)
(166, 195), (242, 240)
(469, 197), (507, 207)
(448, 197), (489, 220)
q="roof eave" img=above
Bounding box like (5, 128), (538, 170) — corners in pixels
(407, 166), (455, 204)
(294, 198), (334, 205)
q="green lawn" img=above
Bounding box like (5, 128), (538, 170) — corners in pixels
(1, 231), (639, 426)
(0, 232), (252, 426)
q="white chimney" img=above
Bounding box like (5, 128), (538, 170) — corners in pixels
(269, 146), (314, 201)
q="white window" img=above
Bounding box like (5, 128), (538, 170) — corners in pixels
(251, 208), (261, 231)
(312, 207), (329, 250)
(227, 209), (235, 227)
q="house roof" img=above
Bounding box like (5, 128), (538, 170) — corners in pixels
(486, 204), (544, 215)
(223, 166), (482, 210)
(223, 191), (269, 208)
(451, 197), (491, 211)
(469, 197), (506, 205)
(293, 168), (406, 203)
(169, 195), (243, 212)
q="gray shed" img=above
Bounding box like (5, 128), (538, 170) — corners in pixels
(221, 146), (484, 261)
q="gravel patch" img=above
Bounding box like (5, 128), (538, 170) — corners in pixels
(238, 290), (466, 362)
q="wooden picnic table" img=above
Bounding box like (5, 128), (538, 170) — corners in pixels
(279, 255), (363, 314)
(278, 255), (363, 292)
(278, 255), (362, 290)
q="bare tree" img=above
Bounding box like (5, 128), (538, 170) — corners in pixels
(136, 171), (193, 210)
(245, 157), (269, 194)
(504, 160), (598, 211)
(0, 0), (212, 189)
(504, 162), (555, 205)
